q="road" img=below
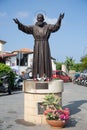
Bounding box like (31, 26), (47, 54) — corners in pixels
(0, 82), (87, 130)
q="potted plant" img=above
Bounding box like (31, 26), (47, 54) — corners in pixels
(43, 94), (70, 128)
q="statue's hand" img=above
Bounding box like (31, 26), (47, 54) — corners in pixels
(13, 18), (20, 24)
(59, 13), (64, 20)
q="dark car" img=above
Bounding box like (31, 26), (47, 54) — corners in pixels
(52, 70), (72, 82)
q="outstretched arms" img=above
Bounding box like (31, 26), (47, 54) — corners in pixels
(59, 13), (64, 21)
(13, 18), (20, 25)
(49, 13), (65, 33)
(58, 13), (64, 25)
(13, 18), (33, 34)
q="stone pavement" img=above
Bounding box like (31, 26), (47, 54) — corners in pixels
(0, 83), (87, 130)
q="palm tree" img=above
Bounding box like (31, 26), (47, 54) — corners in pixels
(80, 55), (87, 71)
(64, 56), (75, 72)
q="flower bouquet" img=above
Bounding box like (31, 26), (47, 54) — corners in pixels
(43, 94), (70, 127)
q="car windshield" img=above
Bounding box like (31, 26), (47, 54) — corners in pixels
(56, 71), (61, 75)
(62, 71), (67, 76)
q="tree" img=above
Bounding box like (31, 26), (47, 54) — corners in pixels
(64, 56), (75, 72)
(80, 55), (87, 71)
(54, 61), (62, 70)
(73, 63), (81, 72)
(0, 63), (15, 88)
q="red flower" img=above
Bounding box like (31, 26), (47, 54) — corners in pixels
(63, 108), (70, 115)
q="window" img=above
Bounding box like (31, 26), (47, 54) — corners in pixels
(56, 71), (61, 75)
(17, 54), (28, 66)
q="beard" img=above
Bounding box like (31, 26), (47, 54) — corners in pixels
(35, 21), (47, 27)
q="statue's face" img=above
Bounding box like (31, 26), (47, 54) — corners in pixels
(37, 14), (44, 22)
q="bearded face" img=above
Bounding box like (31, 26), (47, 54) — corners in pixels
(36, 14), (45, 27)
(37, 14), (44, 22)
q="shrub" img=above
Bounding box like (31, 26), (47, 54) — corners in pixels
(0, 63), (15, 87)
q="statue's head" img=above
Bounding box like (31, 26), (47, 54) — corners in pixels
(37, 14), (44, 22)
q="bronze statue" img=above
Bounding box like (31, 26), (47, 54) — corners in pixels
(13, 13), (64, 80)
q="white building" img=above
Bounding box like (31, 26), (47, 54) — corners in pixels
(0, 40), (56, 74)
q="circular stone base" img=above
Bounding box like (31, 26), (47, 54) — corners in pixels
(23, 80), (64, 124)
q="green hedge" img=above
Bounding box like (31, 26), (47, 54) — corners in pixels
(0, 63), (15, 86)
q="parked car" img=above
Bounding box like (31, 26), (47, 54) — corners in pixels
(52, 70), (72, 82)
(80, 69), (87, 77)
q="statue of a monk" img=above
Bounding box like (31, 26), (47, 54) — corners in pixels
(13, 13), (64, 80)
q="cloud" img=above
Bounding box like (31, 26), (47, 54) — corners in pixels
(33, 16), (57, 24)
(0, 12), (7, 17)
(45, 17), (57, 24)
(17, 11), (29, 18)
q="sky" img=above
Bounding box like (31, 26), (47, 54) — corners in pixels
(0, 0), (87, 63)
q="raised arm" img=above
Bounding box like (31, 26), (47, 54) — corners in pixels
(49, 13), (65, 32)
(13, 18), (33, 34)
(13, 18), (20, 25)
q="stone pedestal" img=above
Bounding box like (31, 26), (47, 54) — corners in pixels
(23, 80), (64, 125)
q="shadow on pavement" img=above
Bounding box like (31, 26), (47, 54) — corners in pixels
(0, 91), (23, 97)
(15, 119), (36, 126)
(63, 100), (87, 128)
(63, 100), (87, 115)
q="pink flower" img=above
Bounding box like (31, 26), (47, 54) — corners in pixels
(44, 107), (70, 121)
(63, 108), (70, 115)
(59, 114), (65, 119)
(64, 115), (70, 120)
(59, 113), (70, 120)
(44, 109), (53, 115)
